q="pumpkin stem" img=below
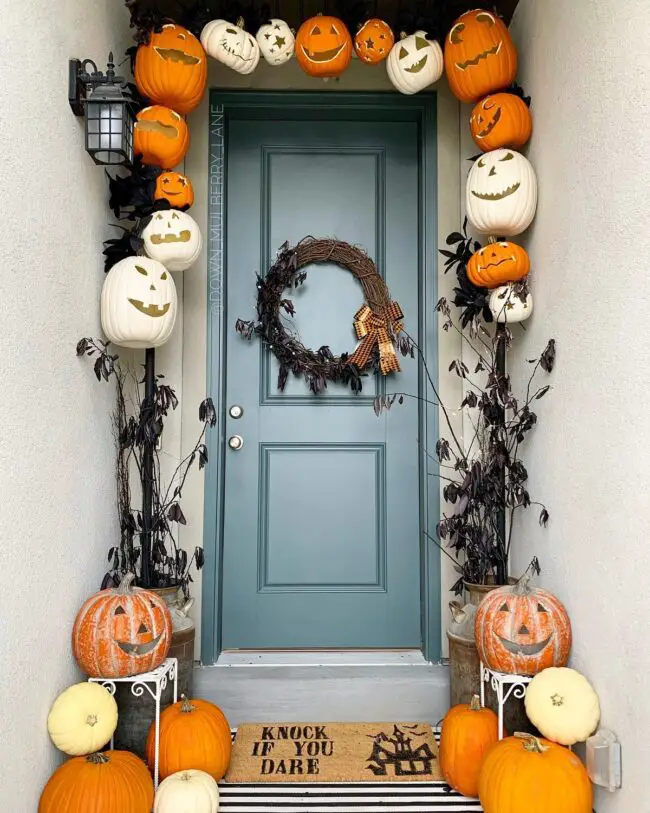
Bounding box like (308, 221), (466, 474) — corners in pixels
(487, 235), (498, 244)
(399, 31), (407, 40)
(514, 732), (549, 753)
(86, 752), (110, 764)
(180, 694), (197, 713)
(469, 695), (482, 711)
(117, 573), (136, 594)
(513, 573), (532, 597)
(236, 16), (245, 28)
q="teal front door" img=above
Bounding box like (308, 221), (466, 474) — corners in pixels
(207, 93), (439, 654)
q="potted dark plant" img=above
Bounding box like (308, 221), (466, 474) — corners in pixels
(374, 220), (555, 716)
(76, 337), (216, 753)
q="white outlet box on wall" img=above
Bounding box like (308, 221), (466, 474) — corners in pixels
(586, 729), (622, 792)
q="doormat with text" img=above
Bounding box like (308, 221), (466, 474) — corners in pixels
(225, 723), (442, 783)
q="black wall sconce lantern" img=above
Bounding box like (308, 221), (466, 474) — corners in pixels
(69, 53), (136, 166)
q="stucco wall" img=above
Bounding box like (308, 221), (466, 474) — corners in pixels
(507, 1), (649, 807)
(0, 1), (130, 808)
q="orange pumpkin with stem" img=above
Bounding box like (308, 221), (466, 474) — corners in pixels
(475, 575), (572, 676)
(154, 171), (194, 208)
(295, 14), (353, 78)
(72, 573), (172, 678)
(478, 733), (593, 813)
(470, 92), (532, 152)
(439, 695), (498, 797)
(467, 240), (530, 288)
(135, 24), (207, 114)
(445, 10), (517, 103)
(354, 18), (394, 64)
(39, 751), (154, 813)
(147, 696), (232, 781)
(134, 105), (190, 169)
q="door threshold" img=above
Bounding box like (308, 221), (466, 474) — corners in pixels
(215, 649), (429, 667)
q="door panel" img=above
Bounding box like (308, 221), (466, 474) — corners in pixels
(220, 110), (424, 649)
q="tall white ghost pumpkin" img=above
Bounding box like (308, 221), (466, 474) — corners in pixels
(201, 17), (260, 74)
(142, 210), (203, 272)
(466, 148), (538, 236)
(101, 257), (178, 349)
(386, 31), (443, 95)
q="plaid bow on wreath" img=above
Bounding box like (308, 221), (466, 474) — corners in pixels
(349, 302), (404, 375)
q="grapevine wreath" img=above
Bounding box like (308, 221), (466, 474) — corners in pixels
(235, 238), (406, 395)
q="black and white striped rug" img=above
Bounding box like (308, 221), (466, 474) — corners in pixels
(220, 730), (483, 812)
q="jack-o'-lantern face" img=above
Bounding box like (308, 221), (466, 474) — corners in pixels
(142, 210), (203, 272)
(295, 15), (352, 77)
(134, 24), (207, 114)
(134, 106), (190, 170)
(475, 578), (572, 676)
(444, 10), (517, 103)
(354, 19), (394, 64)
(470, 93), (533, 152)
(72, 575), (173, 678)
(201, 18), (261, 75)
(154, 171), (194, 209)
(256, 18), (295, 65)
(466, 149), (538, 237)
(467, 241), (530, 287)
(386, 31), (444, 95)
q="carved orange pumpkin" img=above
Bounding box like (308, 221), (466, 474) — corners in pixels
(39, 751), (154, 813)
(470, 93), (532, 152)
(295, 14), (352, 78)
(475, 576), (572, 676)
(439, 695), (498, 797)
(354, 19), (394, 64)
(154, 171), (194, 209)
(72, 574), (172, 678)
(147, 696), (232, 781)
(135, 24), (207, 115)
(478, 734), (593, 813)
(467, 241), (530, 288)
(134, 105), (190, 169)
(445, 10), (517, 103)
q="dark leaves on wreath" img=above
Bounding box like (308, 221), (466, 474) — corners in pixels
(372, 394), (398, 416)
(449, 359), (469, 379)
(502, 81), (532, 107)
(235, 319), (255, 340)
(436, 438), (451, 462)
(397, 334), (415, 358)
(198, 443), (209, 469)
(539, 508), (550, 527)
(167, 502), (187, 525)
(195, 546), (205, 569)
(103, 226), (144, 272)
(540, 339), (556, 373)
(280, 299), (295, 317)
(199, 397), (217, 427)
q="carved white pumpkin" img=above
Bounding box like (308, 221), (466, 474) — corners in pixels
(386, 31), (443, 95)
(154, 769), (219, 813)
(489, 283), (533, 323)
(101, 256), (178, 349)
(525, 667), (601, 746)
(201, 17), (260, 74)
(466, 148), (538, 236)
(47, 683), (118, 756)
(256, 18), (294, 65)
(142, 210), (203, 272)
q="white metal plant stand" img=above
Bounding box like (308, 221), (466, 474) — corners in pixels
(480, 661), (532, 740)
(88, 656), (177, 788)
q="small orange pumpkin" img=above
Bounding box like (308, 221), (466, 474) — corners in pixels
(39, 751), (154, 813)
(445, 10), (517, 103)
(439, 695), (498, 797)
(147, 696), (232, 781)
(295, 14), (353, 78)
(72, 574), (172, 678)
(467, 241), (530, 288)
(154, 171), (194, 208)
(470, 93), (532, 152)
(134, 105), (190, 169)
(475, 575), (572, 676)
(135, 24), (207, 114)
(478, 733), (593, 813)
(354, 19), (394, 64)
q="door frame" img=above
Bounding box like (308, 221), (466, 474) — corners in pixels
(201, 90), (441, 664)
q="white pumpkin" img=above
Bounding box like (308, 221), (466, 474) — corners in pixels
(201, 17), (260, 74)
(525, 667), (601, 746)
(142, 210), (203, 272)
(489, 283), (534, 323)
(101, 256), (178, 349)
(47, 682), (118, 756)
(154, 769), (220, 813)
(386, 31), (443, 95)
(256, 18), (294, 65)
(466, 148), (538, 237)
